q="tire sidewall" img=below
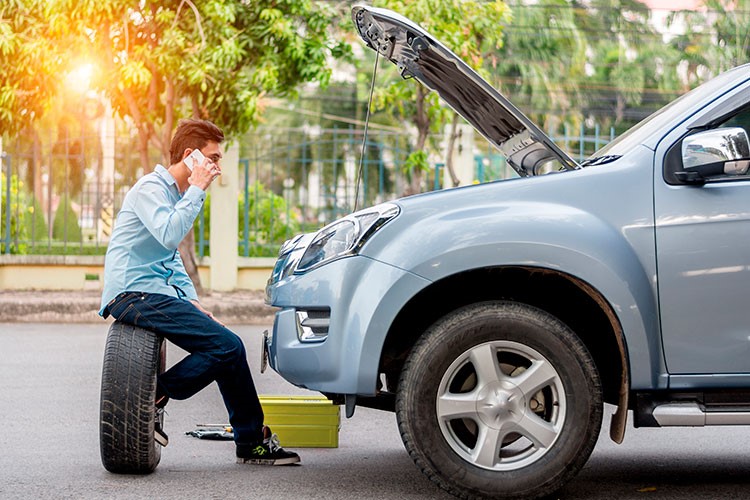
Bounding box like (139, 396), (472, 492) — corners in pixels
(397, 301), (602, 499)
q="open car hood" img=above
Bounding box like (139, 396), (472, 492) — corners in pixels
(352, 5), (579, 176)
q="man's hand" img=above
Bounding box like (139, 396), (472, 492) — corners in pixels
(187, 154), (221, 191)
(191, 299), (225, 326)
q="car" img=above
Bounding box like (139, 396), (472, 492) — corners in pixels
(264, 5), (750, 499)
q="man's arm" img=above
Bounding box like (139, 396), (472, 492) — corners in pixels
(132, 180), (205, 251)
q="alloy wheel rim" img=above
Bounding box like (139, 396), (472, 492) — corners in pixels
(436, 340), (565, 471)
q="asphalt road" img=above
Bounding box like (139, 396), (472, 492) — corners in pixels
(2, 323), (750, 499)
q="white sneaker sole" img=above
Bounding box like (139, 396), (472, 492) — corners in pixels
(236, 456), (300, 466)
(155, 430), (168, 447)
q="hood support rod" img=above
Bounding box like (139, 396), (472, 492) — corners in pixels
(354, 45), (381, 213)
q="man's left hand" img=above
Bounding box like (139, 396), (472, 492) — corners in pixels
(191, 300), (225, 326)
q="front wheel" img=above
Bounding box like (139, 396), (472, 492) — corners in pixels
(397, 301), (602, 499)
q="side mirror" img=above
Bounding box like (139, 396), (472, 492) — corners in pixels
(676, 127), (750, 184)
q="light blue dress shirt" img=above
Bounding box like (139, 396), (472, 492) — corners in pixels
(99, 165), (206, 316)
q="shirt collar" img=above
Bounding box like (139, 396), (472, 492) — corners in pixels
(154, 164), (177, 186)
(154, 164), (183, 195)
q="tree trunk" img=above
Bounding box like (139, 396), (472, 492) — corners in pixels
(404, 86), (431, 196)
(444, 114), (461, 188)
(178, 230), (203, 295)
(615, 94), (625, 125)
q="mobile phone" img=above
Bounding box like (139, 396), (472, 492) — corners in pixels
(184, 149), (206, 171)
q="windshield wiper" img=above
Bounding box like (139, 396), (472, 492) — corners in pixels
(580, 155), (622, 167)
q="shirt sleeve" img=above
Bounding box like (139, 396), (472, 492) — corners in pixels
(132, 180), (205, 251)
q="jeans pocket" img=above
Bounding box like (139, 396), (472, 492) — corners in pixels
(112, 302), (135, 323)
(110, 291), (144, 317)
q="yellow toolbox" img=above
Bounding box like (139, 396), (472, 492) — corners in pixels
(259, 395), (341, 448)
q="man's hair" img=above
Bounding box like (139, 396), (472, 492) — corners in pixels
(169, 119), (225, 165)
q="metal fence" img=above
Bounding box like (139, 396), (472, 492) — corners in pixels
(2, 124), (616, 257)
(199, 126), (415, 257)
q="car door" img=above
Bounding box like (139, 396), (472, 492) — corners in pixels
(655, 85), (750, 378)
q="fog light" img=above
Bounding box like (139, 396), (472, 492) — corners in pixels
(296, 309), (330, 342)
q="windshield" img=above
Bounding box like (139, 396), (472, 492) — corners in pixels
(591, 64), (750, 160)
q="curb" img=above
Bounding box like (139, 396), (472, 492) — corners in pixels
(0, 290), (276, 325)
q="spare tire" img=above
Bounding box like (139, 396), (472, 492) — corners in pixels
(99, 321), (165, 474)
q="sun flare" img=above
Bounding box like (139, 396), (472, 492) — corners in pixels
(65, 63), (94, 92)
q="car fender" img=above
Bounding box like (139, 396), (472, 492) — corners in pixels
(362, 194), (663, 391)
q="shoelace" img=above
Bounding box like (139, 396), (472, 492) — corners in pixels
(265, 432), (283, 452)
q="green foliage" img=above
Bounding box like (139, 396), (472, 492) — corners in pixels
(46, 0), (352, 168)
(241, 181), (301, 255)
(577, 0), (671, 125)
(52, 197), (82, 242)
(0, 172), (28, 253)
(23, 243), (107, 255)
(0, 0), (66, 135)
(28, 195), (48, 241)
(668, 0), (750, 84)
(403, 150), (430, 177)
(0, 172), (49, 252)
(371, 0), (510, 119)
(495, 0), (587, 125)
(194, 182), (300, 257)
(369, 0), (511, 193)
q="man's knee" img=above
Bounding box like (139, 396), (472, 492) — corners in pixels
(214, 331), (246, 364)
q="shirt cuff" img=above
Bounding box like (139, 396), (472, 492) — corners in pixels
(183, 185), (206, 205)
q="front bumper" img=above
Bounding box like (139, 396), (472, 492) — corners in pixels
(265, 254), (430, 395)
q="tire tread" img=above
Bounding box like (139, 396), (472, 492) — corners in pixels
(99, 321), (162, 474)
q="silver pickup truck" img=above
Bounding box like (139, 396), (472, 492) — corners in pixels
(265, 6), (750, 499)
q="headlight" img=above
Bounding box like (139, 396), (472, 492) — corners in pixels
(268, 233), (313, 288)
(295, 203), (400, 273)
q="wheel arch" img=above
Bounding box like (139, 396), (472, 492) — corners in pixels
(380, 266), (630, 443)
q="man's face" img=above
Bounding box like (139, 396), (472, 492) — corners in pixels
(201, 141), (223, 166)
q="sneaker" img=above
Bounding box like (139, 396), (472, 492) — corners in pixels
(236, 426), (300, 465)
(154, 407), (168, 447)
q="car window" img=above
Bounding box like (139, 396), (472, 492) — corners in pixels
(721, 106), (750, 136)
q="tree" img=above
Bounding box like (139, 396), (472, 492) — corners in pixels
(577, 0), (681, 126)
(493, 0), (587, 129)
(43, 0), (351, 291)
(370, 0), (511, 195)
(52, 0), (351, 169)
(668, 0), (750, 89)
(0, 1), (67, 136)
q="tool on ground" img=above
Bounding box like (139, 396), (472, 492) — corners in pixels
(186, 424), (234, 440)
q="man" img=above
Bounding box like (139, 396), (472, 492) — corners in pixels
(99, 118), (299, 466)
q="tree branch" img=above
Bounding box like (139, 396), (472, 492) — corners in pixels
(173, 0), (206, 50)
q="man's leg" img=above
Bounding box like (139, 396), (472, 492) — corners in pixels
(109, 292), (265, 445)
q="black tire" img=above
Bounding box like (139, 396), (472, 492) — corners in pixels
(397, 301), (602, 500)
(100, 321), (165, 474)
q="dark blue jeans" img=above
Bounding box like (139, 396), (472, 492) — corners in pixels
(106, 291), (264, 445)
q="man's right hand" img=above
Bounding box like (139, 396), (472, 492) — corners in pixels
(187, 155), (221, 191)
